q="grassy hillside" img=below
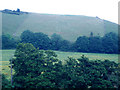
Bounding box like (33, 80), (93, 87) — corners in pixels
(2, 12), (118, 41)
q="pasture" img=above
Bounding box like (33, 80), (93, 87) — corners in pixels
(0, 49), (119, 79)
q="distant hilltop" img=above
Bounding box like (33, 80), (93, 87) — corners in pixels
(1, 10), (118, 42)
(1, 8), (28, 15)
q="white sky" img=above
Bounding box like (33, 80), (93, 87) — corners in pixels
(0, 0), (119, 24)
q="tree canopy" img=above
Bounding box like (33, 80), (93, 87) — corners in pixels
(2, 30), (119, 54)
(1, 34), (18, 49)
(20, 30), (51, 50)
(74, 32), (119, 54)
(7, 43), (119, 88)
(11, 43), (63, 88)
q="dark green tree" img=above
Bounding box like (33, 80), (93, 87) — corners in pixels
(73, 32), (119, 54)
(20, 30), (35, 43)
(9, 43), (119, 88)
(63, 55), (118, 88)
(88, 36), (103, 52)
(1, 34), (18, 49)
(34, 32), (51, 50)
(20, 30), (51, 50)
(50, 33), (63, 50)
(102, 32), (118, 53)
(1, 74), (11, 88)
(59, 40), (71, 51)
(74, 36), (89, 52)
(11, 43), (63, 88)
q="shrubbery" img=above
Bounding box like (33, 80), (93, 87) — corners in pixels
(10, 43), (63, 88)
(3, 43), (118, 89)
(1, 74), (11, 88)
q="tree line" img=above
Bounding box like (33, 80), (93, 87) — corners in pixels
(1, 30), (119, 54)
(2, 43), (120, 88)
(1, 34), (19, 49)
(2, 9), (28, 15)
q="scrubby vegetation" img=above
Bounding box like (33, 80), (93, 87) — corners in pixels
(2, 43), (119, 89)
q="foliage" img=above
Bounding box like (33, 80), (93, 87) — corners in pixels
(20, 30), (51, 50)
(10, 43), (119, 88)
(1, 74), (11, 88)
(102, 32), (118, 53)
(21, 31), (71, 51)
(50, 33), (63, 50)
(1, 34), (19, 49)
(74, 32), (119, 54)
(11, 43), (63, 88)
(63, 56), (119, 88)
(74, 36), (89, 52)
(118, 63), (120, 88)
(51, 33), (71, 51)
(2, 30), (119, 54)
(20, 30), (119, 54)
(88, 36), (103, 52)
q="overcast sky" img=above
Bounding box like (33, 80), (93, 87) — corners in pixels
(0, 0), (119, 24)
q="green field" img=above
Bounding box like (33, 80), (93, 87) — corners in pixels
(0, 49), (119, 79)
(0, 49), (118, 62)
(56, 51), (118, 62)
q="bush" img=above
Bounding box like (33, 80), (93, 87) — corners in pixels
(11, 43), (63, 88)
(10, 43), (119, 88)
(1, 74), (11, 88)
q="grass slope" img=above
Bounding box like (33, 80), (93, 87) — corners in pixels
(2, 12), (118, 42)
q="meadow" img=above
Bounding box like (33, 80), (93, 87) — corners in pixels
(0, 49), (119, 79)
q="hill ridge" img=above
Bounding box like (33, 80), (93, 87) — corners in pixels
(2, 11), (118, 41)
